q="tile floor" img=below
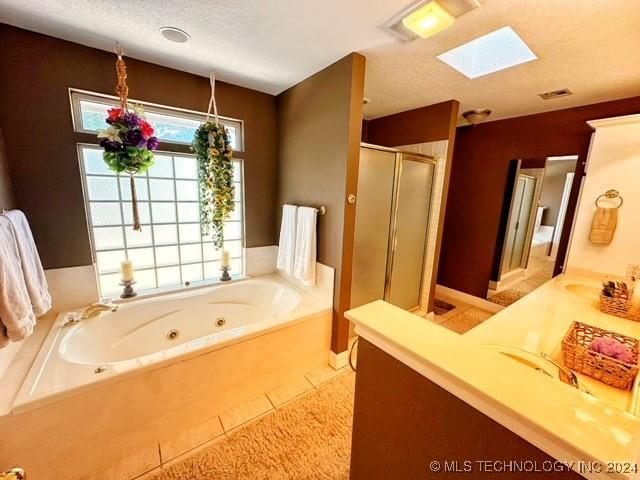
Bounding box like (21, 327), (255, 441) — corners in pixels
(122, 365), (350, 480)
(431, 295), (495, 334)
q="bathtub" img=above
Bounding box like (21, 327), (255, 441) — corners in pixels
(12, 275), (330, 413)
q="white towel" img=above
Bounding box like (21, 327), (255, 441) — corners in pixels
(277, 205), (298, 276)
(4, 210), (51, 316)
(293, 207), (317, 286)
(0, 216), (36, 347)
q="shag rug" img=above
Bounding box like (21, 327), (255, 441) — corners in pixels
(488, 289), (526, 307)
(152, 371), (355, 480)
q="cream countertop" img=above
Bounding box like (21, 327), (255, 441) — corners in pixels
(346, 274), (640, 479)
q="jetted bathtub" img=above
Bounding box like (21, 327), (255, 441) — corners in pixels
(13, 275), (330, 412)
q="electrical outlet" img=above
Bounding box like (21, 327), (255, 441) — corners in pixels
(627, 264), (640, 279)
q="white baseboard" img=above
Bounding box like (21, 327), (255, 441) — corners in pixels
(435, 284), (504, 314)
(328, 349), (349, 370)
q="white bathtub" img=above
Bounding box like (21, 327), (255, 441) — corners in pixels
(13, 275), (330, 412)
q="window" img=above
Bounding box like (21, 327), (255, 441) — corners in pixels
(72, 90), (245, 296)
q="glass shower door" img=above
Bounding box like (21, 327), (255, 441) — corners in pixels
(387, 155), (435, 310)
(350, 147), (397, 308)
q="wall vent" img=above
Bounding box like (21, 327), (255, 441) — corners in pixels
(538, 88), (573, 100)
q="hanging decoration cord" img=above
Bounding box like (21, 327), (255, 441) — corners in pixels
(205, 71), (219, 125)
(114, 43), (141, 231)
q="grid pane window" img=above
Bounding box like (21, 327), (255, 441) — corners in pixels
(73, 94), (242, 150)
(80, 144), (245, 296)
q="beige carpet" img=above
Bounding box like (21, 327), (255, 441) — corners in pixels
(152, 372), (355, 480)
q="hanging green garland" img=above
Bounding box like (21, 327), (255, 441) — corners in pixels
(192, 121), (235, 249)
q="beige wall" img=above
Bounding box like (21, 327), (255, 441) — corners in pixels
(540, 159), (578, 226)
(276, 53), (365, 352)
(567, 114), (640, 276)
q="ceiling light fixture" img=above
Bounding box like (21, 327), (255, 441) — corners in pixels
(438, 26), (537, 79)
(401, 1), (455, 39)
(462, 108), (491, 125)
(159, 26), (191, 43)
(383, 0), (483, 42)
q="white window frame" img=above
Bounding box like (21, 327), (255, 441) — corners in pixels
(71, 90), (246, 297)
(69, 88), (244, 152)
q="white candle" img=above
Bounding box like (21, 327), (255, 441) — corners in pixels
(121, 260), (135, 282)
(221, 250), (230, 268)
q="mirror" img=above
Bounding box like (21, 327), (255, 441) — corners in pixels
(487, 156), (579, 306)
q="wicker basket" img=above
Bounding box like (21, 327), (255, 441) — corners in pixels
(600, 293), (640, 322)
(561, 321), (639, 390)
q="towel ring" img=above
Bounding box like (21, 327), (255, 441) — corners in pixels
(595, 189), (623, 209)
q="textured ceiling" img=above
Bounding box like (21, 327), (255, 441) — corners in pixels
(2, 0), (639, 123)
(362, 0), (640, 121)
(0, 0), (409, 95)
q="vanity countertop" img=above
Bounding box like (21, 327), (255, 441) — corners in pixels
(346, 273), (640, 479)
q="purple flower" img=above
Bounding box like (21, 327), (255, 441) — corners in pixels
(146, 136), (159, 150)
(124, 129), (146, 148)
(123, 111), (142, 129)
(99, 138), (122, 152)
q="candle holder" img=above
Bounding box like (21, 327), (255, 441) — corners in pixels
(119, 279), (137, 299)
(220, 265), (232, 282)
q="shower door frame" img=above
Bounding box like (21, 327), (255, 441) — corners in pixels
(359, 143), (436, 312)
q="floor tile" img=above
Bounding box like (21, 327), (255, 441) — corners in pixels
(305, 365), (346, 387)
(160, 415), (224, 462)
(266, 376), (314, 407)
(84, 444), (160, 480)
(160, 434), (227, 471)
(219, 394), (273, 432)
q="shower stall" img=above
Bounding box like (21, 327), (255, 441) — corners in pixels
(350, 144), (435, 312)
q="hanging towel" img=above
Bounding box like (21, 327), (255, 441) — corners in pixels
(589, 207), (618, 245)
(293, 207), (317, 286)
(0, 216), (36, 347)
(277, 204), (298, 276)
(4, 210), (51, 316)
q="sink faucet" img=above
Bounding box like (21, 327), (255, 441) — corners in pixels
(539, 352), (581, 389)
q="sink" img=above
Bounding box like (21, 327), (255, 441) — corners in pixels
(484, 344), (639, 416)
(554, 278), (601, 301)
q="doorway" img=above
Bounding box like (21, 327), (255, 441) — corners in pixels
(488, 156), (579, 306)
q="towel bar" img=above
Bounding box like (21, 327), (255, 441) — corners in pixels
(281, 204), (326, 215)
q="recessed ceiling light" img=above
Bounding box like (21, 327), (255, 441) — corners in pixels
(159, 26), (191, 43)
(401, 1), (455, 39)
(437, 26), (537, 79)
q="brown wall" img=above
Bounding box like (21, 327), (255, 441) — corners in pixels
(350, 338), (582, 479)
(439, 96), (640, 298)
(0, 24), (278, 270)
(540, 159), (578, 226)
(277, 53), (365, 352)
(365, 100), (459, 146)
(0, 127), (15, 210)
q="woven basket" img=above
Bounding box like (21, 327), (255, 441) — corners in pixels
(600, 293), (640, 322)
(561, 321), (639, 390)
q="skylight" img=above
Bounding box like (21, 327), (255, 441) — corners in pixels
(437, 26), (537, 79)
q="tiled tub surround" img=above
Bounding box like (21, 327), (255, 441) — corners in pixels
(0, 275), (332, 479)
